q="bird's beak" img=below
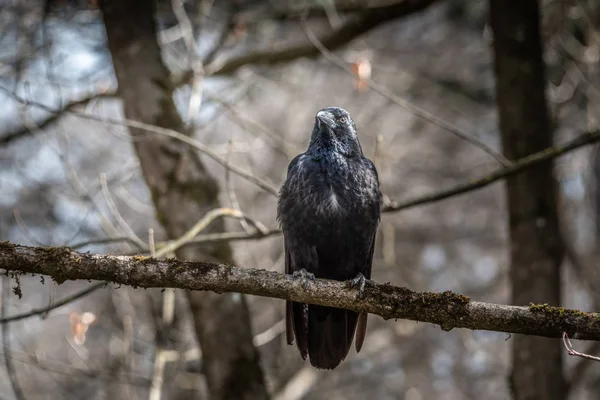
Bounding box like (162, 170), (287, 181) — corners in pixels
(316, 110), (336, 129)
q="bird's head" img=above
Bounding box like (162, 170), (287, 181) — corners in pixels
(308, 107), (363, 156)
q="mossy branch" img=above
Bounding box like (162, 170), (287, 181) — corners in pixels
(1, 241), (599, 340)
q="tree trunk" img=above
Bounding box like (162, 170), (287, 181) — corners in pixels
(489, 2), (567, 400)
(97, 1), (269, 399)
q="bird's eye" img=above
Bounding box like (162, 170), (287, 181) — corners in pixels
(338, 117), (347, 124)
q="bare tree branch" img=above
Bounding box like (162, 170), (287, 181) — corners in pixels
(2, 277), (26, 400)
(386, 130), (600, 211)
(256, 0), (426, 19)
(201, 2), (237, 67)
(563, 333), (600, 362)
(0, 282), (105, 325)
(2, 241), (600, 340)
(0, 92), (115, 146)
(194, 0), (439, 77)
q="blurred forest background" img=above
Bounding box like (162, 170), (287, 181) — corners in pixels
(0, 0), (599, 399)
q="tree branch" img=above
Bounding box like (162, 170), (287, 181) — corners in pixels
(0, 282), (105, 324)
(1, 241), (600, 340)
(2, 277), (25, 400)
(0, 92), (115, 146)
(198, 0), (439, 77)
(563, 333), (600, 362)
(256, 0), (426, 20)
(386, 129), (600, 211)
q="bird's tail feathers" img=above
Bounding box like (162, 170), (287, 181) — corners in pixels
(287, 301), (309, 359)
(307, 305), (359, 370)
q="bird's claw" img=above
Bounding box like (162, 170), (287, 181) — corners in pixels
(293, 268), (316, 280)
(350, 272), (368, 299)
(293, 268), (316, 290)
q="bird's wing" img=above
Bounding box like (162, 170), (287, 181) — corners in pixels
(285, 238), (311, 358)
(277, 153), (305, 223)
(284, 241), (295, 346)
(355, 230), (377, 352)
(281, 153), (315, 358)
(355, 157), (382, 353)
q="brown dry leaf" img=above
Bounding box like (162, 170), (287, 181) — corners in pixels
(68, 311), (97, 345)
(351, 55), (371, 92)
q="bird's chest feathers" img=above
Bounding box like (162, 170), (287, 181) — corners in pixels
(318, 185), (343, 215)
(305, 154), (356, 216)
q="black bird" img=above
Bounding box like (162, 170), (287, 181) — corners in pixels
(277, 107), (382, 370)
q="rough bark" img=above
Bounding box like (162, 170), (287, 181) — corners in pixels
(489, 1), (567, 400)
(97, 1), (269, 399)
(2, 241), (600, 340)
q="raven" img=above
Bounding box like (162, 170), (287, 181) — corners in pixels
(277, 107), (382, 370)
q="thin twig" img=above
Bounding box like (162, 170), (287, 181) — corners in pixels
(0, 346), (150, 386)
(0, 283), (105, 324)
(273, 367), (318, 400)
(187, 226), (281, 244)
(202, 2), (236, 66)
(148, 229), (156, 259)
(156, 207), (264, 255)
(2, 277), (26, 400)
(322, 0), (343, 29)
(68, 237), (146, 251)
(148, 226), (176, 400)
(122, 314), (137, 400)
(563, 332), (600, 361)
(568, 340), (600, 388)
(225, 140), (253, 234)
(253, 319), (286, 347)
(205, 90), (301, 158)
(0, 92), (114, 146)
(99, 173), (147, 250)
(109, 283), (138, 400)
(12, 209), (45, 246)
(171, 0), (205, 125)
(148, 350), (180, 400)
(58, 136), (130, 249)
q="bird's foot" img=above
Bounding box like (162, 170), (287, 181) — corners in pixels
(293, 268), (316, 290)
(350, 272), (369, 299)
(293, 268), (316, 281)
